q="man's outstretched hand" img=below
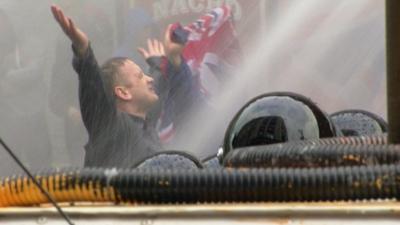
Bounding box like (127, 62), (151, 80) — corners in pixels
(51, 5), (89, 56)
(138, 39), (166, 60)
(138, 25), (185, 68)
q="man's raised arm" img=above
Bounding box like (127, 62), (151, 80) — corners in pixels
(138, 25), (199, 133)
(51, 5), (116, 136)
(51, 5), (88, 56)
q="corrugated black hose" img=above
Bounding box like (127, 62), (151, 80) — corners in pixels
(1, 164), (400, 206)
(223, 135), (390, 168)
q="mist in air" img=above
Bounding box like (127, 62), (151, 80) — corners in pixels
(0, 0), (385, 175)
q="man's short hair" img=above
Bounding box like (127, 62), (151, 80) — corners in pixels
(101, 57), (130, 98)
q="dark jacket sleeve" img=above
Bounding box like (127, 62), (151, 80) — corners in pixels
(147, 55), (197, 105)
(72, 45), (117, 138)
(166, 57), (198, 111)
(146, 56), (200, 129)
(146, 56), (169, 101)
(144, 56), (168, 127)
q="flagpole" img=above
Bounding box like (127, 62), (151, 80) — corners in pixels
(386, 0), (400, 144)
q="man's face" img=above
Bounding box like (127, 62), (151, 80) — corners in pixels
(117, 60), (159, 109)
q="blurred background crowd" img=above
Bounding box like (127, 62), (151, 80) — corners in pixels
(0, 0), (386, 176)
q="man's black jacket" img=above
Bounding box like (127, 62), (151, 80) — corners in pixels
(72, 45), (194, 168)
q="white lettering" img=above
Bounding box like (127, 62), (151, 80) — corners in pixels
(152, 0), (243, 22)
(188, 0), (205, 13)
(153, 0), (171, 21)
(171, 0), (190, 16)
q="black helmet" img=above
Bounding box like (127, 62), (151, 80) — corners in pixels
(222, 92), (336, 157)
(133, 151), (202, 170)
(330, 109), (388, 136)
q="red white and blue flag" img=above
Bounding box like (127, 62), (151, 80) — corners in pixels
(158, 5), (242, 143)
(182, 5), (242, 98)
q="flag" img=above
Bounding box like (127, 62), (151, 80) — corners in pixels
(159, 5), (242, 143)
(182, 5), (242, 98)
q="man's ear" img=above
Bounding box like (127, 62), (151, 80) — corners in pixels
(114, 86), (132, 101)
